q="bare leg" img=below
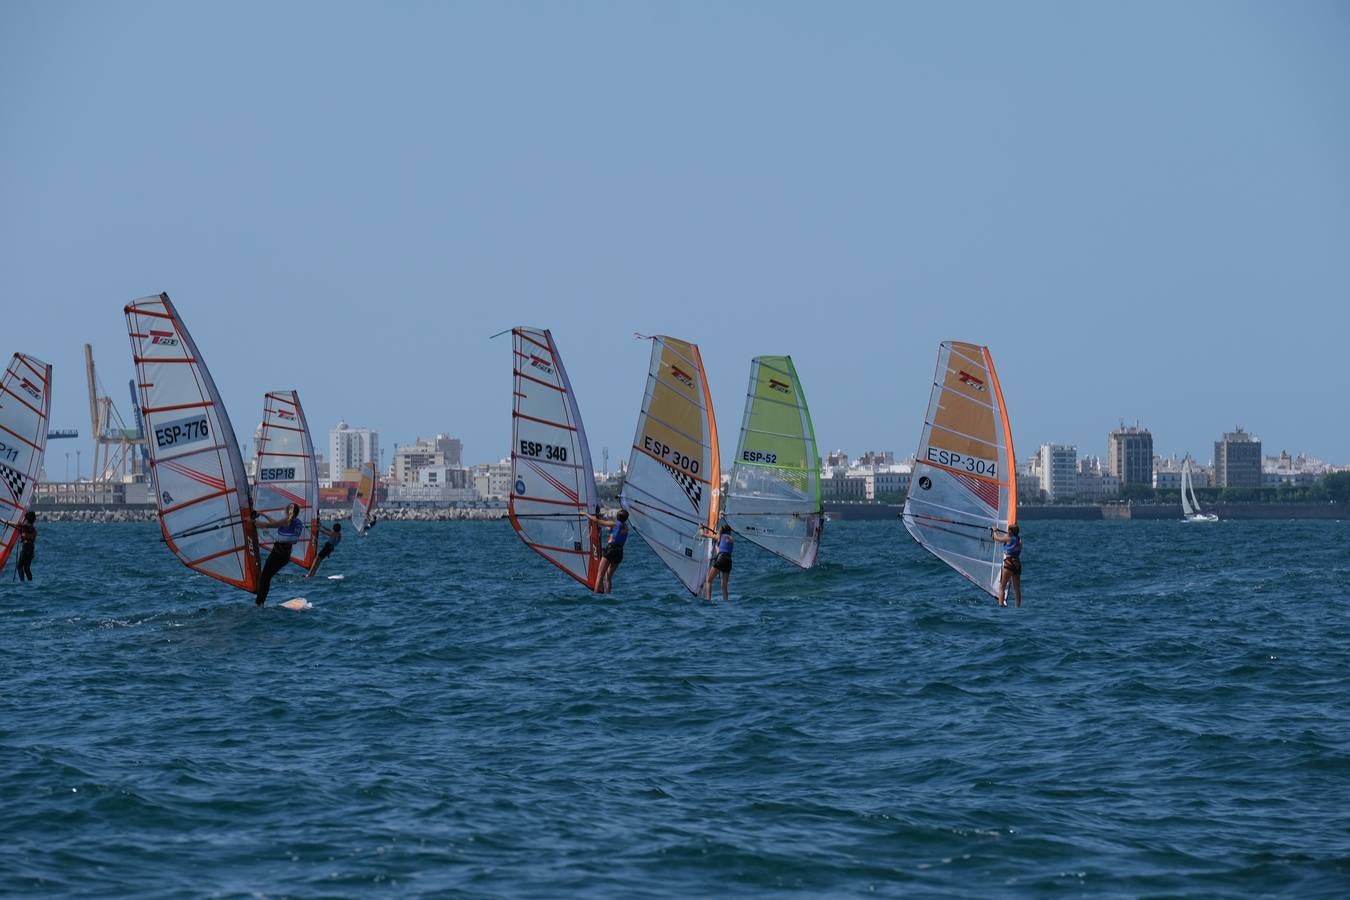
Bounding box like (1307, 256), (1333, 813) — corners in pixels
(1012, 573), (1022, 608)
(703, 567), (716, 600)
(720, 571), (729, 601)
(997, 568), (1010, 606)
(595, 558), (612, 594)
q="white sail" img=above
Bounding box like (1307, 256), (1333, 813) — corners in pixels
(723, 355), (823, 568)
(352, 460), (377, 534)
(621, 335), (721, 595)
(253, 390), (320, 569)
(126, 293), (260, 592)
(1181, 458), (1197, 517)
(902, 341), (1017, 598)
(508, 327), (603, 589)
(0, 353), (52, 572)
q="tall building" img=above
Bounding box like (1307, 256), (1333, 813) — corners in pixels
(1038, 443), (1077, 501)
(1107, 425), (1153, 488)
(329, 420), (379, 482)
(433, 434), (463, 466)
(1214, 427), (1262, 488)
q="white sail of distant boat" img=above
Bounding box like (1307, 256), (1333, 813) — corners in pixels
(1181, 456), (1218, 523)
(901, 341), (1017, 598)
(621, 335), (721, 595)
(507, 326), (603, 590)
(253, 390), (320, 569)
(0, 353), (52, 572)
(723, 355), (823, 568)
(126, 293), (260, 592)
(352, 460), (377, 534)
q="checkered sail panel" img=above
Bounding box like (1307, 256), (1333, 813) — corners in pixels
(621, 335), (720, 595)
(0, 353), (51, 572)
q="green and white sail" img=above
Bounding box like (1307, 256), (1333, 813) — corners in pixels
(723, 356), (823, 568)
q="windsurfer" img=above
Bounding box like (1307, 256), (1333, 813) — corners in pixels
(15, 510), (37, 582)
(587, 509), (628, 593)
(704, 524), (734, 600)
(252, 503), (304, 606)
(991, 524), (1022, 608)
(307, 521), (342, 578)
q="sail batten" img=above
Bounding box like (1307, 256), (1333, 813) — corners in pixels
(508, 327), (603, 590)
(0, 353), (52, 572)
(723, 355), (823, 569)
(621, 335), (720, 595)
(126, 293), (260, 592)
(902, 341), (1016, 598)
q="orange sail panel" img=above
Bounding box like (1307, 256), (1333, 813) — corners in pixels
(0, 353), (52, 572)
(126, 293), (260, 592)
(901, 341), (1017, 598)
(508, 327), (602, 590)
(253, 390), (320, 569)
(621, 335), (721, 595)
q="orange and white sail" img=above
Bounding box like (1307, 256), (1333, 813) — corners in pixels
(253, 390), (320, 569)
(352, 460), (377, 534)
(902, 341), (1017, 598)
(126, 293), (260, 592)
(0, 353), (51, 571)
(507, 327), (602, 590)
(621, 335), (721, 595)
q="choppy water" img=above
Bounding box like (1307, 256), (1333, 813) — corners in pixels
(2, 519), (1349, 897)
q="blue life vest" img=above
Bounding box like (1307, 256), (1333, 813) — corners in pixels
(717, 533), (733, 555)
(1003, 534), (1021, 559)
(609, 521), (628, 547)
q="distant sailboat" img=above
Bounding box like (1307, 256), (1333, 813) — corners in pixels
(723, 355), (823, 568)
(126, 293), (261, 593)
(0, 353), (52, 573)
(352, 460), (378, 535)
(901, 341), (1017, 599)
(621, 335), (721, 596)
(1181, 456), (1218, 523)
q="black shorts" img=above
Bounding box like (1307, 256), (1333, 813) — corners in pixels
(713, 552), (732, 573)
(604, 544), (624, 565)
(318, 542), (334, 561)
(1003, 556), (1021, 576)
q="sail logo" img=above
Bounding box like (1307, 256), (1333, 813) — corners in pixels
(671, 365), (694, 388)
(277, 409), (296, 421)
(150, 329), (180, 347)
(18, 377), (41, 400)
(259, 467), (296, 481)
(957, 371), (985, 392)
(768, 378), (792, 395)
(529, 355), (554, 376)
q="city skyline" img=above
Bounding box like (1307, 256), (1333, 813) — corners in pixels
(6, 4), (1348, 467)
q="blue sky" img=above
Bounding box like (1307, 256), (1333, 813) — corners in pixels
(4, 1), (1347, 473)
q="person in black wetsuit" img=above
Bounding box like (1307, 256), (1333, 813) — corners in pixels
(586, 509), (628, 594)
(307, 521), (341, 578)
(991, 524), (1022, 608)
(15, 510), (37, 582)
(252, 503), (304, 607)
(704, 523), (734, 601)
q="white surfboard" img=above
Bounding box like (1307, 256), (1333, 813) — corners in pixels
(327, 574), (345, 581)
(280, 598), (312, 611)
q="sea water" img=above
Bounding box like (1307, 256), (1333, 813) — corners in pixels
(2, 519), (1348, 897)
